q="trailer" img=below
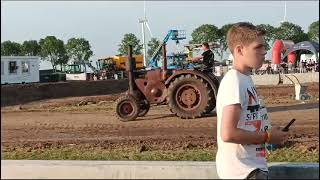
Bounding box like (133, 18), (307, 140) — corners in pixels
(1, 56), (40, 84)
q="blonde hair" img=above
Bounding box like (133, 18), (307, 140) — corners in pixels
(227, 22), (266, 54)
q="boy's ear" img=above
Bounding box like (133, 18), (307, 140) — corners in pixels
(235, 45), (243, 56)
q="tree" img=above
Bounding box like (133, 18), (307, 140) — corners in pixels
(118, 33), (143, 55)
(57, 52), (69, 71)
(147, 37), (161, 58)
(39, 36), (67, 71)
(256, 24), (276, 51)
(1, 41), (22, 56)
(217, 23), (233, 60)
(190, 24), (220, 44)
(308, 20), (319, 42)
(65, 38), (93, 64)
(21, 40), (41, 56)
(274, 22), (309, 43)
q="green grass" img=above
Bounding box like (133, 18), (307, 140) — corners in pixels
(1, 146), (318, 162)
(267, 147), (319, 162)
(1, 147), (215, 161)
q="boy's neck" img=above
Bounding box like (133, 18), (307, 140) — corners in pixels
(233, 60), (252, 76)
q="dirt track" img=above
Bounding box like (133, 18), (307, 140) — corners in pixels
(1, 83), (319, 152)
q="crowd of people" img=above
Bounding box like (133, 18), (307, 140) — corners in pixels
(298, 59), (319, 73)
(253, 59), (319, 75)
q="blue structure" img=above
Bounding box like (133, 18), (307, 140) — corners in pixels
(148, 30), (193, 69)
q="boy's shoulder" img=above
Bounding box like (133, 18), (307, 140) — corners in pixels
(221, 69), (241, 82)
(220, 69), (251, 87)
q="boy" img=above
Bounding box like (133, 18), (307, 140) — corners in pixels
(216, 22), (288, 179)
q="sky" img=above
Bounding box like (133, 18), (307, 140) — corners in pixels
(1, 1), (319, 63)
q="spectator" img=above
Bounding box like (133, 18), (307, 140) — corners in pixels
(216, 22), (287, 179)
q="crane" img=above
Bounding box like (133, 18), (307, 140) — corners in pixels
(147, 29), (187, 69)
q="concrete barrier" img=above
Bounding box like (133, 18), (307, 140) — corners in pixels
(251, 74), (280, 86)
(268, 163), (319, 179)
(1, 160), (318, 179)
(250, 72), (318, 86)
(281, 72), (319, 85)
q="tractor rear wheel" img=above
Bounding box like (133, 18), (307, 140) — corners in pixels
(167, 74), (211, 119)
(205, 91), (216, 113)
(204, 73), (219, 113)
(115, 95), (140, 121)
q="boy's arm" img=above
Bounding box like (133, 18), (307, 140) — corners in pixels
(220, 104), (265, 144)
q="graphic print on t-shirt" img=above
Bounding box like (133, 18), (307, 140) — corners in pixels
(243, 87), (262, 132)
(247, 87), (257, 106)
(240, 86), (267, 157)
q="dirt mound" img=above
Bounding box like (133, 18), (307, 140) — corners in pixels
(1, 80), (128, 107)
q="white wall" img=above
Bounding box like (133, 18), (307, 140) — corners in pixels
(66, 72), (87, 80)
(1, 56), (40, 84)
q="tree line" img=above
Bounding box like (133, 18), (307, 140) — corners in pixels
(2, 20), (319, 67)
(118, 20), (319, 61)
(1, 36), (93, 70)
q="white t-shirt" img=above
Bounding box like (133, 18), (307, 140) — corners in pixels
(216, 69), (271, 179)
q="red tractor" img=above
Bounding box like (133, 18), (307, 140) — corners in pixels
(115, 43), (220, 121)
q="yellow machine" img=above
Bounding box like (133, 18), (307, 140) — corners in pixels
(97, 55), (144, 79)
(98, 55), (144, 71)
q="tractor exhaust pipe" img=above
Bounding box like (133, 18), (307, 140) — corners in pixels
(162, 44), (167, 80)
(127, 45), (135, 94)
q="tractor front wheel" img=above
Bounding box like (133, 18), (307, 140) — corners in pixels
(138, 100), (150, 117)
(115, 95), (140, 122)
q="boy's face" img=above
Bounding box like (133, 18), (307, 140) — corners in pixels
(242, 36), (267, 69)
